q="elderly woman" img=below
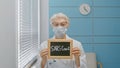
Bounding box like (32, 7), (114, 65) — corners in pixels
(39, 13), (87, 68)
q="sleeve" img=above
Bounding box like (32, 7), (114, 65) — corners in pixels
(73, 42), (88, 68)
(37, 41), (48, 68)
(80, 48), (87, 68)
(79, 43), (87, 68)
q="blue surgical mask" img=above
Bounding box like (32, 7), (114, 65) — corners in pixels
(53, 26), (67, 39)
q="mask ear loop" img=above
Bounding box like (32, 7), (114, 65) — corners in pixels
(63, 27), (68, 39)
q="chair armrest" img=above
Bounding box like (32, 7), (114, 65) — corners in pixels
(97, 62), (103, 68)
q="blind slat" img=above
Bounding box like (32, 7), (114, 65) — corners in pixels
(17, 0), (39, 68)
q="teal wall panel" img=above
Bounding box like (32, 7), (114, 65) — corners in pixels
(94, 21), (120, 35)
(94, 0), (120, 6)
(94, 7), (120, 17)
(49, 0), (120, 68)
(49, 8), (93, 17)
(50, 0), (92, 6)
(94, 37), (120, 43)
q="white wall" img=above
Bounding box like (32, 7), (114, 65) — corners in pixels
(0, 0), (16, 68)
(40, 0), (49, 43)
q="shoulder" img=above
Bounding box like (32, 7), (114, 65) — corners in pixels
(69, 37), (83, 48)
(40, 40), (48, 46)
(69, 37), (82, 46)
(38, 40), (48, 50)
(73, 39), (82, 45)
(40, 38), (54, 46)
(67, 35), (82, 46)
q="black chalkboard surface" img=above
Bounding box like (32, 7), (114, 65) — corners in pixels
(48, 39), (73, 59)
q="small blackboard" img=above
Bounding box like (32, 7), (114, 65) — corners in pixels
(48, 39), (73, 59)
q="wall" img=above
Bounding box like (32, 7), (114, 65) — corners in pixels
(0, 0), (16, 68)
(49, 0), (120, 68)
(0, 0), (49, 68)
(40, 0), (49, 43)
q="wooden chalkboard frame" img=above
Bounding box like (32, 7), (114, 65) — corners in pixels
(48, 39), (73, 59)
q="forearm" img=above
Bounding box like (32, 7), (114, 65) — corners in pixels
(75, 56), (80, 68)
(41, 59), (47, 68)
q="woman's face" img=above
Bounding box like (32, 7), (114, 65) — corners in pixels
(51, 18), (69, 28)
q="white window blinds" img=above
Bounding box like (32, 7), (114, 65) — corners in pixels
(17, 0), (40, 68)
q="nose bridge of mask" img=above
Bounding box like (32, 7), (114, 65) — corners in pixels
(58, 26), (64, 29)
(57, 26), (66, 32)
(53, 26), (67, 33)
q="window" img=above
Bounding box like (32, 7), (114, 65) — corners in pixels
(17, 0), (40, 68)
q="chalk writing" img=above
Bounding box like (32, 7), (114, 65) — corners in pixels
(51, 45), (70, 52)
(50, 42), (70, 56)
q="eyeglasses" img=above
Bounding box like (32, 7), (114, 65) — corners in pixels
(52, 22), (68, 27)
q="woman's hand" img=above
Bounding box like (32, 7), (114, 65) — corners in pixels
(72, 47), (81, 67)
(40, 48), (48, 68)
(72, 47), (81, 57)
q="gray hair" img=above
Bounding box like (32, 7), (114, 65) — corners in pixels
(50, 13), (69, 24)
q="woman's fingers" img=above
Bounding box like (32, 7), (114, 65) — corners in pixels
(40, 48), (48, 57)
(41, 51), (48, 57)
(41, 49), (48, 54)
(72, 47), (81, 56)
(72, 51), (80, 54)
(72, 47), (80, 52)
